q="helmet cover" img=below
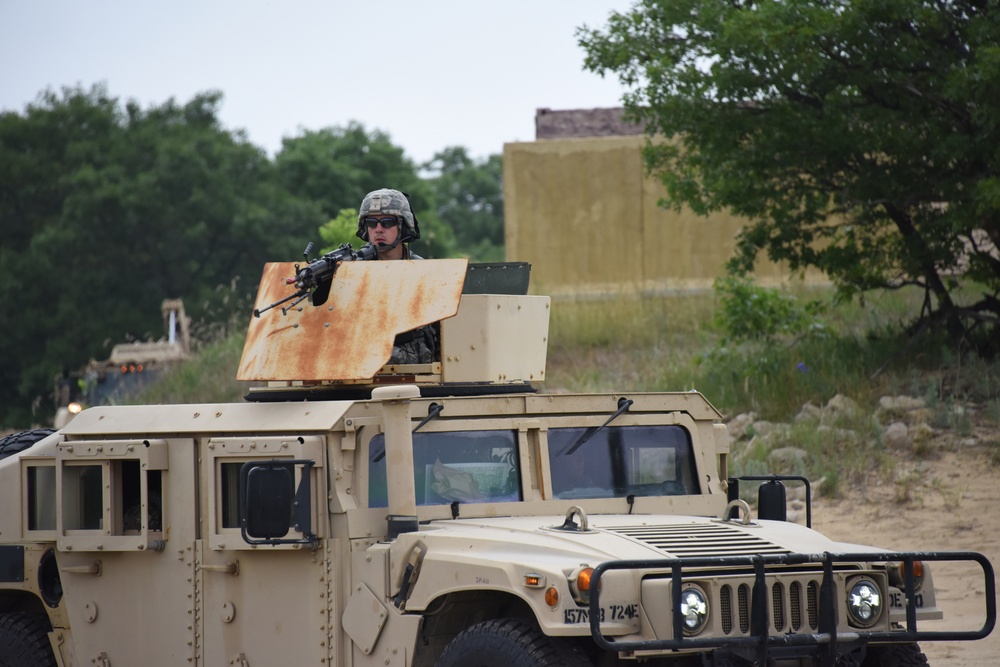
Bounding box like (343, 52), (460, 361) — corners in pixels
(356, 188), (420, 242)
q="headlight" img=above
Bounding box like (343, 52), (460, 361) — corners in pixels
(679, 586), (710, 635)
(846, 578), (883, 628)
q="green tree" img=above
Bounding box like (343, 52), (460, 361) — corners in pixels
(409, 209), (459, 259)
(0, 85), (321, 427)
(318, 208), (362, 253)
(276, 123), (457, 258)
(579, 0), (1000, 347)
(276, 123), (430, 218)
(423, 147), (505, 262)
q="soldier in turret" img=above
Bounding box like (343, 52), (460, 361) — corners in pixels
(357, 188), (422, 260)
(356, 188), (438, 364)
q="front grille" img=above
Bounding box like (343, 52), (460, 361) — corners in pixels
(590, 550), (993, 656)
(709, 576), (821, 635)
(808, 581), (819, 629)
(790, 581), (802, 630)
(720, 585), (733, 634)
(772, 582), (784, 630)
(738, 584), (750, 633)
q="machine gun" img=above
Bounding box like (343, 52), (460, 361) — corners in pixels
(253, 242), (379, 317)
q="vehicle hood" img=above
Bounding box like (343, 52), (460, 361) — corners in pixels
(396, 513), (891, 612)
(414, 513), (886, 562)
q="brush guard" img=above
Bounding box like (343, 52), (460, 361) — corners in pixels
(589, 551), (995, 665)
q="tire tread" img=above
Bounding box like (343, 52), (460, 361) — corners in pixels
(0, 428), (55, 460)
(0, 612), (58, 667)
(863, 643), (930, 667)
(436, 618), (590, 667)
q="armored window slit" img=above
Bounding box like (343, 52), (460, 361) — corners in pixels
(204, 435), (325, 550)
(52, 438), (169, 551)
(26, 464), (57, 531)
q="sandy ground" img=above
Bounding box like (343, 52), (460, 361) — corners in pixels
(809, 445), (998, 666)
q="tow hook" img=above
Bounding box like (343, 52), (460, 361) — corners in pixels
(723, 499), (754, 525)
(555, 505), (590, 532)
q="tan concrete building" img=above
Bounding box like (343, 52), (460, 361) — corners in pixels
(503, 108), (823, 297)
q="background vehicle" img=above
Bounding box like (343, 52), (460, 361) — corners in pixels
(52, 299), (190, 427)
(0, 259), (994, 666)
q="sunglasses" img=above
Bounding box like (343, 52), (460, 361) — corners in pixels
(363, 216), (399, 230)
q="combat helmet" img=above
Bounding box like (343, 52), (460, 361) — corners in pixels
(357, 189), (420, 243)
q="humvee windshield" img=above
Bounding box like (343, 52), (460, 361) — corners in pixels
(368, 424), (698, 507)
(548, 425), (698, 499)
(369, 430), (521, 508)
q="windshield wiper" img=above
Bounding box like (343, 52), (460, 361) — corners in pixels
(562, 397), (633, 456)
(372, 402), (443, 463)
(413, 402), (444, 432)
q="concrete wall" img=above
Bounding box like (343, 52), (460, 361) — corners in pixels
(503, 135), (824, 297)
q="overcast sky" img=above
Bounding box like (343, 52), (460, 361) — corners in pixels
(0, 1), (635, 165)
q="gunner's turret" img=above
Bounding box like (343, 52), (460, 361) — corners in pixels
(239, 260), (550, 401)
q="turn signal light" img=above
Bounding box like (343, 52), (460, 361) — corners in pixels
(570, 566), (596, 604)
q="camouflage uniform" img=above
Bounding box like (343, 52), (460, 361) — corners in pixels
(357, 189), (437, 365)
(389, 323), (439, 365)
(386, 246), (439, 365)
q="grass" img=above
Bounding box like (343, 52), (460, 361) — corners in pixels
(127, 307), (251, 406)
(128, 333), (249, 405)
(544, 284), (1000, 492)
(546, 292), (717, 394)
(547, 286), (1000, 417)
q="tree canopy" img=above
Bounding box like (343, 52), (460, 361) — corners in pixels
(0, 86), (320, 427)
(300, 143), (505, 260)
(275, 123), (431, 219)
(423, 147), (505, 262)
(0, 85), (504, 427)
(580, 0), (1000, 348)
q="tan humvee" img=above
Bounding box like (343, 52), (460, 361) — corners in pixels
(0, 259), (994, 667)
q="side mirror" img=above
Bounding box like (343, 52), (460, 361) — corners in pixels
(729, 475), (813, 527)
(239, 460), (317, 545)
(244, 465), (293, 539)
(757, 479), (787, 522)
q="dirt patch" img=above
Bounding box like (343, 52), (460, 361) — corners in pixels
(811, 444), (999, 665)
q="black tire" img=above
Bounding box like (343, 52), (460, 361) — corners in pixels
(435, 618), (591, 667)
(862, 643), (930, 667)
(0, 612), (58, 667)
(0, 429), (55, 461)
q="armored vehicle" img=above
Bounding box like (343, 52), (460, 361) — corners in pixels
(53, 298), (191, 428)
(0, 257), (994, 666)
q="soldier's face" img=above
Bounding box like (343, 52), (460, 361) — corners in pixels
(367, 216), (400, 247)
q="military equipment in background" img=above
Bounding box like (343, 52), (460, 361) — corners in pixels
(2, 259), (994, 667)
(53, 299), (190, 427)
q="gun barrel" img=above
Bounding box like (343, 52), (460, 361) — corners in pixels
(253, 290), (306, 318)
